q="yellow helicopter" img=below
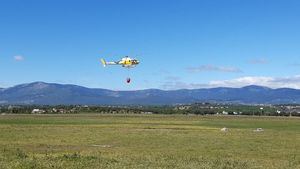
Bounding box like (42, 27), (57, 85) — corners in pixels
(100, 56), (140, 83)
(101, 56), (139, 68)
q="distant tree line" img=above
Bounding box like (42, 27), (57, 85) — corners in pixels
(0, 103), (299, 116)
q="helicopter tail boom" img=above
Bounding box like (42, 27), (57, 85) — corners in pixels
(101, 59), (118, 67)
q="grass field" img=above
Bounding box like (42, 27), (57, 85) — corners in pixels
(0, 114), (299, 169)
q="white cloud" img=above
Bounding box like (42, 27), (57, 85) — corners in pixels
(161, 75), (300, 90)
(187, 64), (242, 73)
(14, 55), (24, 61)
(210, 75), (300, 89)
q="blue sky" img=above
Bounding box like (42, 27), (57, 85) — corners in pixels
(1, 0), (300, 90)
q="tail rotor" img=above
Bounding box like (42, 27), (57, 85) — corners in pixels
(100, 59), (106, 67)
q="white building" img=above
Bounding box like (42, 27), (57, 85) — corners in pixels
(222, 111), (228, 115)
(31, 109), (45, 114)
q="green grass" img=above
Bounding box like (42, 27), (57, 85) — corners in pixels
(0, 114), (299, 169)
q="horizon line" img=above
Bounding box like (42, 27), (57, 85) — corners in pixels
(1, 81), (298, 91)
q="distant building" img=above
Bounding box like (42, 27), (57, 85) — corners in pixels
(176, 106), (190, 110)
(52, 108), (57, 113)
(142, 111), (153, 114)
(31, 109), (45, 114)
(222, 111), (228, 115)
(58, 109), (66, 113)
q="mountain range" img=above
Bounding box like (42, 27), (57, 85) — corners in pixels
(0, 82), (300, 105)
